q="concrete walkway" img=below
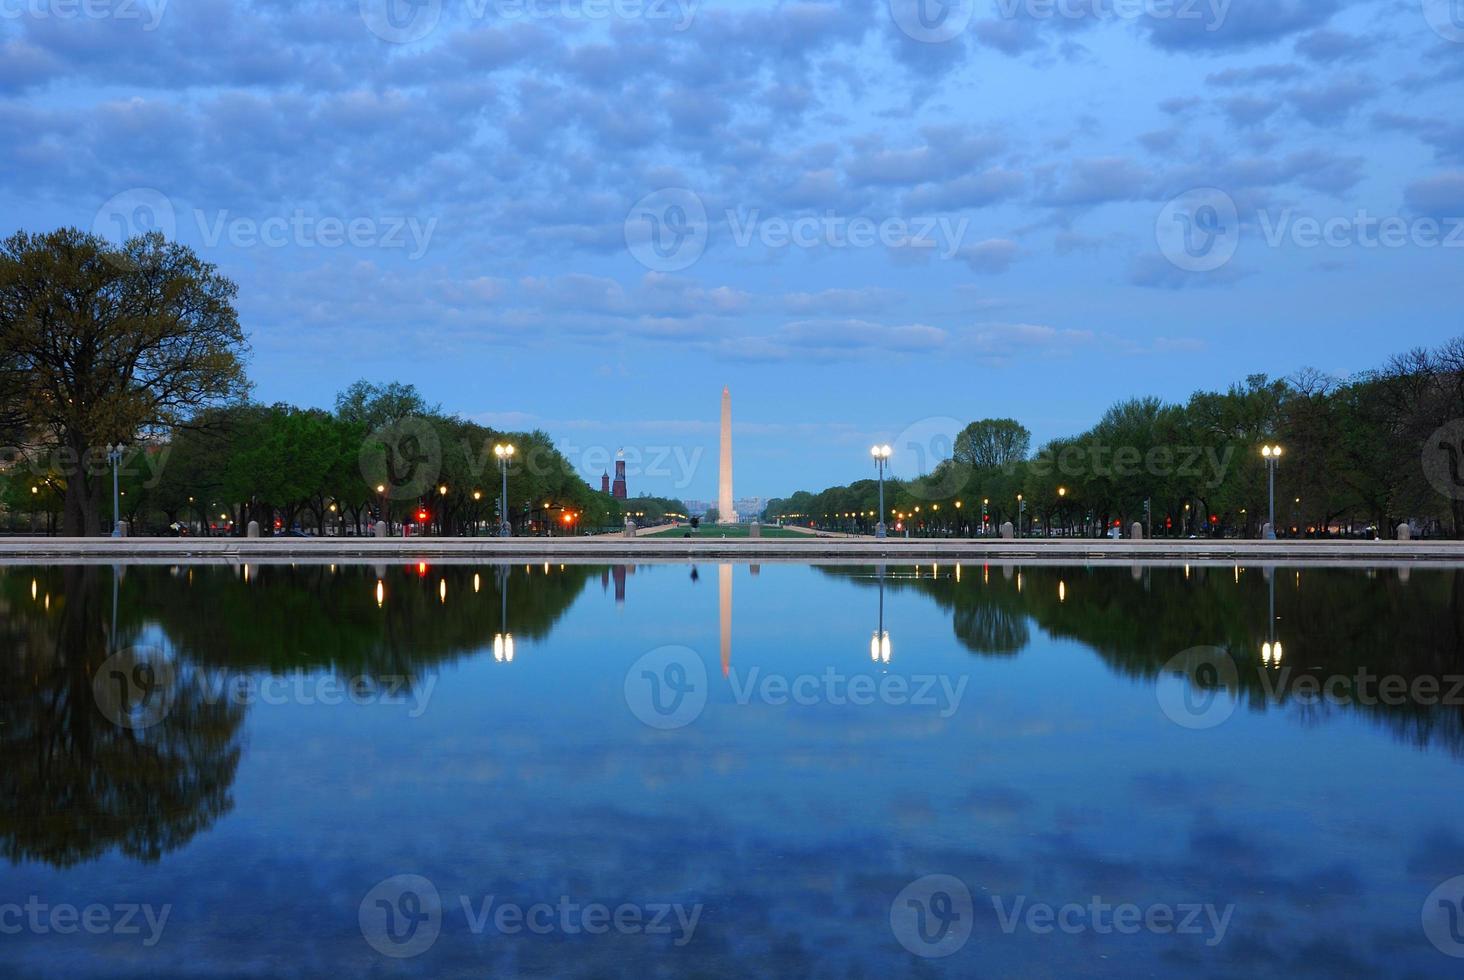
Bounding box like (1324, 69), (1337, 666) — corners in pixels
(2, 535), (1461, 566)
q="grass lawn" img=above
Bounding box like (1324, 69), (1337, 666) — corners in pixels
(663, 523), (813, 539)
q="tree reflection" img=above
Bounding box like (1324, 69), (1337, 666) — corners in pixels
(0, 566), (243, 868)
(821, 563), (1464, 755)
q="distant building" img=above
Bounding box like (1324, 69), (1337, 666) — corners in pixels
(734, 496), (766, 520)
(683, 499), (712, 518)
(600, 453), (628, 500)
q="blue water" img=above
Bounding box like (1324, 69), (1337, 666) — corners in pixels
(2, 562), (1462, 977)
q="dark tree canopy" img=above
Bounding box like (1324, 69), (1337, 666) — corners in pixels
(0, 228), (249, 535)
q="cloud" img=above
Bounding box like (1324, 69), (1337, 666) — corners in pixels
(1142, 0), (1348, 52)
(1128, 252), (1252, 289)
(1404, 172), (1464, 218)
(957, 239), (1021, 274)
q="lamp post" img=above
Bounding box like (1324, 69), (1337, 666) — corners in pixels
(494, 443), (515, 537)
(870, 444), (892, 539)
(982, 497), (989, 536)
(1016, 494), (1025, 538)
(1260, 444), (1283, 539)
(1057, 486), (1067, 537)
(107, 443), (124, 537)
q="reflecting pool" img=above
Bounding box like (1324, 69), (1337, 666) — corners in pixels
(3, 561), (1463, 977)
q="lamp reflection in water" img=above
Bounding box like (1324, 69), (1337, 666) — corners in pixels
(1260, 567), (1283, 667)
(870, 564), (891, 665)
(493, 565), (515, 662)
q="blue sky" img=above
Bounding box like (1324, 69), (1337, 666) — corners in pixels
(2, 0), (1461, 502)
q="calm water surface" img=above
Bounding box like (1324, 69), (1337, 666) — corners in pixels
(3, 561), (1463, 977)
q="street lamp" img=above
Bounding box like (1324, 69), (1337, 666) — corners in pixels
(1016, 493), (1024, 538)
(493, 444), (515, 536)
(1260, 444), (1283, 539)
(870, 444), (892, 539)
(106, 443), (124, 537)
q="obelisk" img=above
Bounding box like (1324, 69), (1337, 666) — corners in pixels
(718, 386), (738, 524)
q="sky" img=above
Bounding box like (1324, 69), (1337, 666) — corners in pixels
(2, 0), (1462, 503)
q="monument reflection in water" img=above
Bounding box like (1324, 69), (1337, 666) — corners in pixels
(2, 561), (1463, 977)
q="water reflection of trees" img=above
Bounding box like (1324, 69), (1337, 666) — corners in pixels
(0, 562), (598, 869)
(0, 566), (243, 867)
(820, 564), (1464, 756)
(134, 562), (597, 675)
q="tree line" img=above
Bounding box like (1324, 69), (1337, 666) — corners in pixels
(0, 228), (682, 536)
(767, 339), (1464, 539)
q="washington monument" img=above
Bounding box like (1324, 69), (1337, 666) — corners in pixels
(718, 386), (738, 524)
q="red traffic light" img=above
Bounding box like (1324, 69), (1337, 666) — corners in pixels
(416, 510), (429, 522)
